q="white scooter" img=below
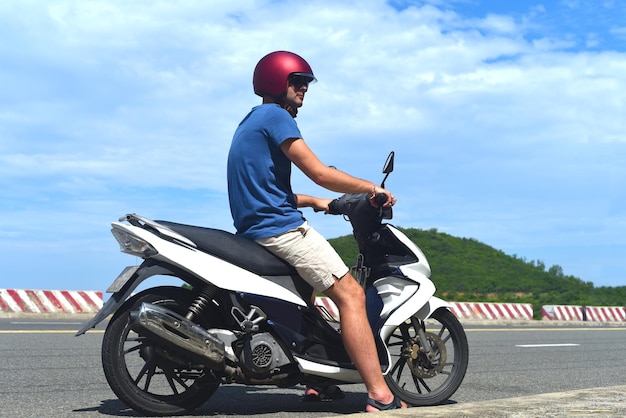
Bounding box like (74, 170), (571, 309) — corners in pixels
(76, 151), (468, 416)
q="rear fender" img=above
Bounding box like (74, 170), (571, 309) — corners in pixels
(75, 260), (193, 336)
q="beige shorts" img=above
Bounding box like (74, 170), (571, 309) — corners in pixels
(255, 222), (349, 292)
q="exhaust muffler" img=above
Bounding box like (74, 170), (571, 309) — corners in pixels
(130, 302), (225, 369)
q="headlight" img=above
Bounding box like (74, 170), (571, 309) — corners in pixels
(111, 228), (158, 258)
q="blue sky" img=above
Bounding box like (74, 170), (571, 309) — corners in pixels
(1, 0), (625, 293)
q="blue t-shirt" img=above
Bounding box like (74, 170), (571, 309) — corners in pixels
(227, 104), (306, 239)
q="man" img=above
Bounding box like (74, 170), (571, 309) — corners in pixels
(227, 51), (404, 412)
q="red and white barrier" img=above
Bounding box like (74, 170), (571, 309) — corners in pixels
(542, 305), (626, 322)
(315, 297), (534, 322)
(0, 289), (103, 314)
(3, 289), (623, 323)
(449, 302), (534, 321)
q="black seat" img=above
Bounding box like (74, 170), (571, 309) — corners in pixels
(155, 221), (294, 276)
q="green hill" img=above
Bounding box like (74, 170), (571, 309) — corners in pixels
(329, 227), (626, 317)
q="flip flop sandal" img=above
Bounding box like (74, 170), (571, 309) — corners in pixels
(366, 396), (403, 410)
(303, 385), (346, 402)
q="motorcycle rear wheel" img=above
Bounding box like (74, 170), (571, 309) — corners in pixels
(384, 308), (468, 406)
(101, 286), (220, 416)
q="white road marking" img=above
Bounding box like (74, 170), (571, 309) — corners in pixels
(515, 343), (580, 348)
(10, 321), (82, 325)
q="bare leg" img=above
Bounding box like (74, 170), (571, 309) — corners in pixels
(323, 273), (406, 411)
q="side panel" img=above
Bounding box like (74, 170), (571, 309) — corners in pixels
(372, 275), (420, 374)
(111, 222), (307, 307)
(386, 225), (431, 276)
(294, 356), (362, 383)
(379, 295), (452, 343)
(375, 265), (436, 332)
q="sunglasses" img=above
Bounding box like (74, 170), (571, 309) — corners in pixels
(289, 75), (313, 88)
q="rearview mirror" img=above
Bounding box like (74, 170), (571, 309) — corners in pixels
(380, 151), (394, 189)
(382, 151), (394, 174)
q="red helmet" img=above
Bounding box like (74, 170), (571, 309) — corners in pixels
(253, 51), (316, 98)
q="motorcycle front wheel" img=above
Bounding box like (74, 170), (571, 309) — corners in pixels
(101, 286), (220, 416)
(384, 308), (468, 406)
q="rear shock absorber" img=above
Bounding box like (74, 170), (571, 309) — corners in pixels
(186, 285), (217, 321)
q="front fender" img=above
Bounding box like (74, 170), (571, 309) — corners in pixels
(414, 296), (452, 320)
(75, 260), (193, 336)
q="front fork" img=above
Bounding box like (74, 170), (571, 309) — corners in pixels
(412, 317), (438, 362)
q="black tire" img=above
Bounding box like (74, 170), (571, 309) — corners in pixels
(101, 286), (220, 416)
(384, 308), (468, 406)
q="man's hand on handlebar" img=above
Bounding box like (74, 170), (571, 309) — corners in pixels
(315, 197), (333, 213)
(370, 186), (396, 208)
(294, 194), (333, 213)
(296, 187), (396, 215)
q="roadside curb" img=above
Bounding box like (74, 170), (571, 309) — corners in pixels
(331, 385), (626, 417)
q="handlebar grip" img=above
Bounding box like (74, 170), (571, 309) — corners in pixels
(327, 197), (343, 215)
(374, 192), (388, 207)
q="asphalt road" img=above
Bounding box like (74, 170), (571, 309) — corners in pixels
(1, 316), (625, 417)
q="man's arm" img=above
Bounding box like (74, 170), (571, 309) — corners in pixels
(281, 137), (391, 201)
(294, 194), (332, 212)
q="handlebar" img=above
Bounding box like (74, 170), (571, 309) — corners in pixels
(324, 151), (395, 248)
(327, 192), (392, 244)
(327, 193), (390, 216)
